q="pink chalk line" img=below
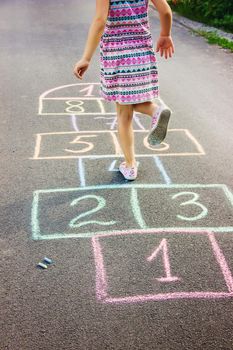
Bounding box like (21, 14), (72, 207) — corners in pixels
(207, 232), (233, 293)
(92, 230), (233, 304)
(104, 292), (233, 304)
(92, 235), (108, 300)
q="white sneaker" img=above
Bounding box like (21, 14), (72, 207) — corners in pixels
(147, 105), (171, 145)
(119, 161), (138, 181)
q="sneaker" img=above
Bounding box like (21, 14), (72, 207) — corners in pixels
(119, 161), (138, 181)
(147, 105), (171, 145)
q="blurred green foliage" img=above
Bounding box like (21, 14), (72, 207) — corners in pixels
(193, 29), (233, 52)
(168, 0), (233, 32)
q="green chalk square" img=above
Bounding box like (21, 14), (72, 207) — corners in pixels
(31, 184), (233, 241)
(31, 185), (140, 240)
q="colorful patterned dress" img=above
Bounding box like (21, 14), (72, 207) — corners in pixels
(100, 0), (159, 104)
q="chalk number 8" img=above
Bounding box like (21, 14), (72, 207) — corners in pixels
(65, 100), (85, 113)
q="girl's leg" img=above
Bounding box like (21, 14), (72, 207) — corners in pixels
(133, 101), (158, 117)
(116, 102), (136, 167)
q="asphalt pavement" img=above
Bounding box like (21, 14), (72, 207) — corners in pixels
(1, 1), (233, 349)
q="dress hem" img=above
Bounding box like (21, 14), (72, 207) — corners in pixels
(100, 92), (160, 105)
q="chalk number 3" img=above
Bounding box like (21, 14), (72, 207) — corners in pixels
(171, 191), (208, 221)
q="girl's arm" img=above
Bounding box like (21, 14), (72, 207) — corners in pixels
(82, 0), (109, 62)
(151, 0), (172, 36)
(74, 0), (109, 79)
(151, 0), (175, 59)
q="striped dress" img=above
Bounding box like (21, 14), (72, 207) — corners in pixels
(100, 0), (159, 104)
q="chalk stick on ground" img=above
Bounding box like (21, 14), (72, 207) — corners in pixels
(43, 257), (53, 264)
(37, 262), (48, 269)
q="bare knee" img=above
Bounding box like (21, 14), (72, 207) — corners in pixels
(116, 103), (133, 123)
(133, 101), (152, 112)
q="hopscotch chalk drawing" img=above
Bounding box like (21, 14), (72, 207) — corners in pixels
(92, 230), (233, 303)
(31, 129), (204, 160)
(31, 184), (233, 240)
(39, 83), (111, 115)
(31, 82), (233, 303)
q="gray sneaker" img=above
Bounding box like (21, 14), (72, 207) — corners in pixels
(147, 105), (171, 145)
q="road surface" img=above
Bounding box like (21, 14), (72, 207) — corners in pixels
(1, 1), (233, 349)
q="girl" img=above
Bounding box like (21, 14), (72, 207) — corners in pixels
(74, 0), (174, 180)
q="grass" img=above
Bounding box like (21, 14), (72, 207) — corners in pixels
(192, 29), (233, 52)
(163, 1), (233, 52)
(168, 2), (233, 33)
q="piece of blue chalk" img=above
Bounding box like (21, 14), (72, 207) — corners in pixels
(43, 257), (53, 264)
(37, 262), (48, 269)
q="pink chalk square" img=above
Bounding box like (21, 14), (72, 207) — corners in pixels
(92, 229), (233, 304)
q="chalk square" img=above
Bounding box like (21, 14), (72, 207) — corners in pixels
(138, 186), (233, 229)
(39, 83), (101, 100)
(32, 131), (121, 159)
(68, 114), (149, 131)
(134, 129), (205, 156)
(40, 98), (97, 115)
(32, 129), (205, 160)
(84, 158), (167, 186)
(40, 98), (116, 116)
(32, 184), (233, 240)
(92, 230), (233, 304)
(32, 187), (141, 240)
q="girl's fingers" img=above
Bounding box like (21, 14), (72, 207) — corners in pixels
(164, 46), (174, 59)
(73, 71), (79, 79)
(156, 42), (175, 59)
(171, 42), (175, 53)
(160, 47), (173, 59)
(168, 47), (172, 58)
(74, 65), (87, 80)
(75, 69), (81, 78)
(74, 69), (82, 80)
(73, 66), (79, 76)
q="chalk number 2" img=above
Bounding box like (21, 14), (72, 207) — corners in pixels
(171, 191), (208, 221)
(69, 195), (116, 228)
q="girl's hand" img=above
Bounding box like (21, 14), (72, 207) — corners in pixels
(73, 58), (90, 80)
(156, 35), (175, 59)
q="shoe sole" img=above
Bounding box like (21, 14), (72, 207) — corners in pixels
(148, 108), (171, 145)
